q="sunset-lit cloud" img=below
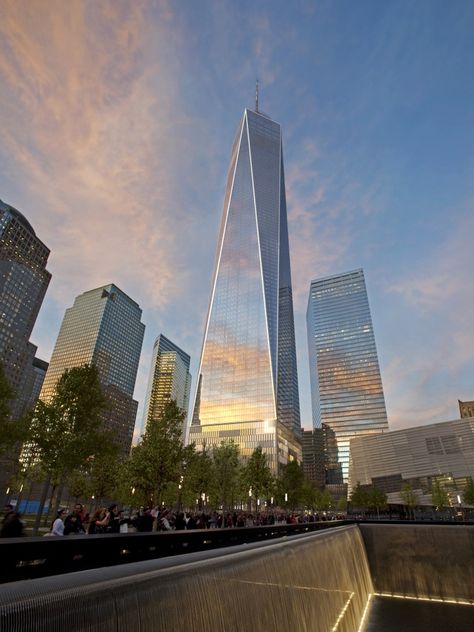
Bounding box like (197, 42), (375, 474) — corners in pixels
(0, 0), (197, 310)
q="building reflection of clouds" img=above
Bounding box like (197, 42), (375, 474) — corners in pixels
(199, 334), (275, 425)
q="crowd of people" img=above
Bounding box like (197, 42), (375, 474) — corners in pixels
(1, 502), (344, 538)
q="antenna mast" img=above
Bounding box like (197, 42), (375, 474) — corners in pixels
(255, 79), (259, 113)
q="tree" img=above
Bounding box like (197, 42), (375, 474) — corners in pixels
(70, 441), (122, 508)
(125, 399), (186, 506)
(241, 446), (274, 511)
(463, 478), (474, 507)
(182, 447), (214, 510)
(368, 487), (387, 519)
(350, 482), (370, 515)
(301, 479), (317, 510)
(26, 364), (109, 532)
(315, 489), (333, 512)
(337, 496), (348, 513)
(210, 441), (241, 515)
(0, 362), (29, 454)
(400, 482), (418, 519)
(431, 480), (449, 516)
(278, 461), (304, 510)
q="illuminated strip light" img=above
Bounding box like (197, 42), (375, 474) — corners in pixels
(331, 592), (354, 632)
(357, 593), (373, 632)
(214, 577), (352, 595)
(374, 592), (474, 606)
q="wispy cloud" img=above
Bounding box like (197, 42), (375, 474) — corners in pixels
(0, 0), (193, 311)
(383, 211), (474, 428)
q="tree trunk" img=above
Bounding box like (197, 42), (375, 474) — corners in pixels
(33, 477), (50, 536)
(51, 479), (65, 518)
(43, 483), (57, 527)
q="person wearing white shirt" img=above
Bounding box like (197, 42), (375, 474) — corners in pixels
(51, 509), (67, 536)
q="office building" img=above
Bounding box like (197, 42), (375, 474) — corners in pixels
(459, 400), (474, 419)
(40, 284), (145, 454)
(302, 424), (344, 489)
(302, 428), (326, 488)
(189, 106), (302, 471)
(21, 357), (48, 412)
(349, 417), (474, 507)
(0, 199), (51, 419)
(307, 269), (388, 482)
(143, 334), (191, 439)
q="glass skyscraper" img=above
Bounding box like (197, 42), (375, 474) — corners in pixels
(143, 334), (191, 439)
(0, 199), (51, 420)
(189, 107), (301, 472)
(40, 284), (145, 454)
(307, 269), (388, 482)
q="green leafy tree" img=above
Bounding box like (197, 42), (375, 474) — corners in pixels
(463, 478), (474, 507)
(301, 479), (317, 510)
(125, 399), (186, 506)
(350, 482), (370, 515)
(315, 489), (333, 512)
(337, 496), (348, 513)
(26, 364), (109, 532)
(431, 479), (449, 515)
(368, 487), (387, 519)
(210, 441), (241, 514)
(182, 447), (214, 510)
(278, 461), (304, 510)
(241, 446), (274, 511)
(400, 482), (418, 519)
(68, 435), (121, 506)
(0, 362), (30, 454)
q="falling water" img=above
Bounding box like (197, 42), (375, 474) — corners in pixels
(129, 525), (374, 632)
(0, 525), (374, 632)
(359, 524), (474, 602)
(4, 524), (473, 631)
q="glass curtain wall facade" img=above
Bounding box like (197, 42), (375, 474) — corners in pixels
(40, 284), (145, 455)
(143, 334), (191, 439)
(0, 200), (51, 420)
(307, 269), (388, 482)
(190, 108), (301, 471)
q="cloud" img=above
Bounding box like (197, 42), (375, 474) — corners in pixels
(383, 212), (474, 428)
(0, 0), (192, 312)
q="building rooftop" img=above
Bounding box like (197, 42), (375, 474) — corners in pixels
(0, 199), (36, 235)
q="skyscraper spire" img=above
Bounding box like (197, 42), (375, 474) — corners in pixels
(255, 79), (259, 113)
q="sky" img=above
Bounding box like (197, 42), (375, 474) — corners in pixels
(1, 0), (473, 437)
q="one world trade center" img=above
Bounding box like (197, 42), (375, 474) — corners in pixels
(189, 104), (301, 472)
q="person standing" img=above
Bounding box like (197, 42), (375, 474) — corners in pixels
(51, 509), (67, 536)
(0, 504), (25, 537)
(106, 504), (120, 533)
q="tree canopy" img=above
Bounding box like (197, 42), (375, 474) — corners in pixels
(241, 446), (274, 509)
(27, 364), (109, 484)
(0, 361), (29, 454)
(125, 399), (188, 505)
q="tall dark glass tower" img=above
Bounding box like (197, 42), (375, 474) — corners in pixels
(189, 107), (301, 471)
(307, 269), (388, 482)
(0, 199), (51, 419)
